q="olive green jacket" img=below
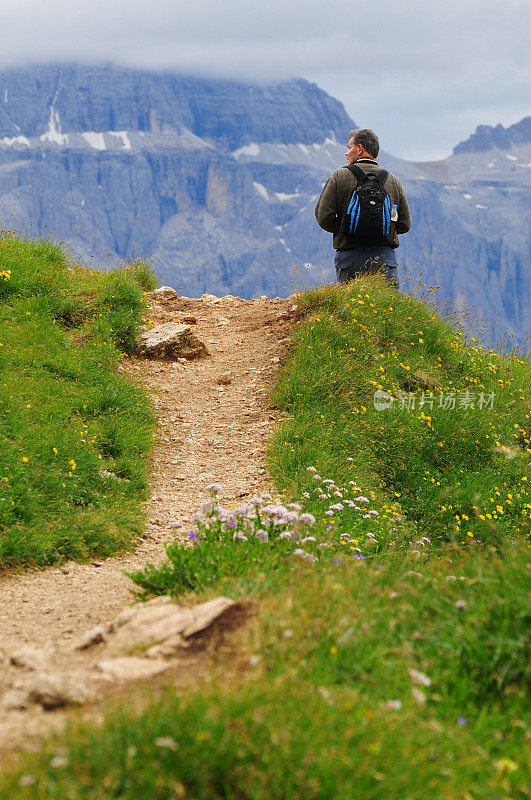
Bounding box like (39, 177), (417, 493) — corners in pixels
(315, 157), (411, 250)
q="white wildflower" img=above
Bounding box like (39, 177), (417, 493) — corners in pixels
(408, 668), (431, 687)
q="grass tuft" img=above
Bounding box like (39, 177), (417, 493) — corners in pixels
(0, 234), (156, 567)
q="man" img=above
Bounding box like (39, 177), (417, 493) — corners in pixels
(315, 128), (411, 288)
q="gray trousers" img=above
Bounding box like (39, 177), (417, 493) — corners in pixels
(334, 246), (399, 288)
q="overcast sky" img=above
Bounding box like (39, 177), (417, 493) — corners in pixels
(1, 0), (529, 160)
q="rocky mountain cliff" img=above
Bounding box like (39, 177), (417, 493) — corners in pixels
(0, 64), (528, 347)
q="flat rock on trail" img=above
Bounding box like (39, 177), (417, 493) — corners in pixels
(0, 292), (295, 756)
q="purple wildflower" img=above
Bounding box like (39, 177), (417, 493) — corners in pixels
(188, 530), (198, 541)
(332, 558), (345, 565)
(457, 716), (468, 726)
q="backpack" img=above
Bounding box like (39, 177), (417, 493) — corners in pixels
(341, 164), (391, 245)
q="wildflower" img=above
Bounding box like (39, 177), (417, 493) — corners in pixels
(205, 483), (222, 494)
(408, 668), (431, 686)
(457, 716), (468, 726)
(154, 737), (179, 750)
(322, 479), (335, 485)
(494, 758), (518, 773)
(312, 474), (322, 481)
(255, 529), (269, 542)
(307, 466), (317, 472)
(287, 503), (302, 512)
(382, 700), (402, 711)
(292, 548), (317, 563)
(411, 687), (426, 706)
(299, 513), (316, 525)
(284, 511), (299, 524)
(302, 492), (310, 499)
(455, 599), (467, 609)
(332, 558), (345, 565)
(169, 521), (182, 529)
(353, 496), (369, 502)
(404, 571), (423, 578)
(325, 510), (334, 516)
(352, 553), (366, 560)
(278, 531), (294, 540)
(188, 531), (198, 541)
(201, 500), (214, 515)
(329, 503), (344, 511)
(446, 575), (457, 581)
(363, 514), (372, 519)
(232, 531), (248, 541)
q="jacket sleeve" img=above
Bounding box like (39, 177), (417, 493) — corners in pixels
(315, 172), (340, 233)
(395, 178), (411, 234)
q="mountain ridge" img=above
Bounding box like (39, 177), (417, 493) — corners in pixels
(0, 64), (528, 346)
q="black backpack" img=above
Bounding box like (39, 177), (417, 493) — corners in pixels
(341, 164), (391, 245)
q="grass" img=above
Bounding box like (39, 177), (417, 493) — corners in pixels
(0, 233), (157, 567)
(0, 276), (529, 798)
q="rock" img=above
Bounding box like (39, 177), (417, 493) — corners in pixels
(150, 286), (178, 300)
(9, 646), (52, 671)
(181, 315), (197, 324)
(98, 657), (170, 681)
(101, 596), (244, 657)
(26, 673), (94, 709)
(216, 372), (232, 385)
(1, 688), (30, 710)
(136, 323), (209, 360)
(74, 624), (108, 650)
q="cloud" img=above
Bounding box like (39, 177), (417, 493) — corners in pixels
(0, 0), (529, 159)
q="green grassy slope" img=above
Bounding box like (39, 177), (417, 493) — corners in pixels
(1, 277), (529, 799)
(0, 234), (156, 567)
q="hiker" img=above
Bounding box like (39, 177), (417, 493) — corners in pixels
(315, 128), (411, 288)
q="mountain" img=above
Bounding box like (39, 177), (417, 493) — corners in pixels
(0, 64), (529, 347)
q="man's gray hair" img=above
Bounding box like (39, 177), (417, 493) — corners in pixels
(349, 128), (380, 158)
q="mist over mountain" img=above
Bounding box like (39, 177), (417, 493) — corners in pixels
(0, 64), (528, 346)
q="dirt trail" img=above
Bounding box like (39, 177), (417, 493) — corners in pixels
(0, 291), (295, 756)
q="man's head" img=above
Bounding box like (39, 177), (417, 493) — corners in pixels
(346, 128), (380, 163)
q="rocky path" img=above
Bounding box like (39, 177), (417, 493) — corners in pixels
(0, 290), (295, 757)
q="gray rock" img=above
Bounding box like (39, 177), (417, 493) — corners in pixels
(96, 595), (244, 657)
(150, 286), (179, 300)
(136, 323), (209, 360)
(97, 657), (170, 681)
(26, 673), (94, 709)
(74, 624), (108, 650)
(9, 646), (52, 671)
(1, 688), (30, 710)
